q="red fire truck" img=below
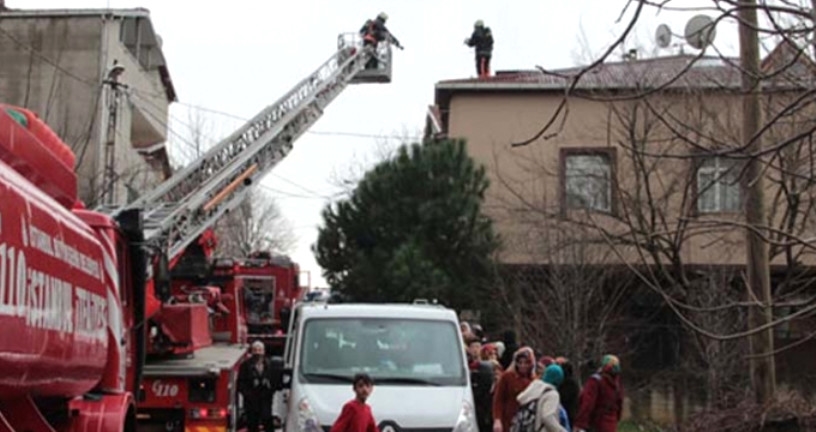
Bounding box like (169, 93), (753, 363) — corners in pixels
(134, 249), (304, 431)
(0, 29), (393, 432)
(213, 252), (304, 356)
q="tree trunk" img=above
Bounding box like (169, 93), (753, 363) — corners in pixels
(738, 0), (776, 404)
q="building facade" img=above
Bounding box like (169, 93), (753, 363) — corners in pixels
(427, 42), (816, 422)
(0, 7), (176, 207)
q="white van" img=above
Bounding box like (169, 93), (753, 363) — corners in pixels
(276, 301), (477, 432)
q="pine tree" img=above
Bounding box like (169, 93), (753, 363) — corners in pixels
(313, 139), (499, 310)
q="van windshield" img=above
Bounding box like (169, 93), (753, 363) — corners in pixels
(299, 318), (467, 386)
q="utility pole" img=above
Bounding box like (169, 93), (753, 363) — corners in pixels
(738, 0), (776, 404)
(101, 60), (126, 206)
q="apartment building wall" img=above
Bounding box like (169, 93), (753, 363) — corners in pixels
(0, 9), (174, 206)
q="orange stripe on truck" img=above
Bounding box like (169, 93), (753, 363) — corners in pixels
(184, 427), (226, 432)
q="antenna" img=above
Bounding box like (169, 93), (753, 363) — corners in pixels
(655, 24), (672, 48)
(684, 15), (717, 50)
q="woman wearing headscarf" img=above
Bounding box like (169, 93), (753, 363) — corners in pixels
(492, 347), (536, 432)
(516, 364), (569, 432)
(574, 355), (624, 432)
(481, 343), (499, 362)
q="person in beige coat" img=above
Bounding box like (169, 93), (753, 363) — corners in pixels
(516, 364), (568, 432)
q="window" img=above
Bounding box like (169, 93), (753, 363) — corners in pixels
(242, 277), (275, 326)
(696, 157), (741, 213)
(562, 150), (614, 213)
(299, 318), (466, 386)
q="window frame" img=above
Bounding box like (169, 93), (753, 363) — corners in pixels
(559, 147), (618, 216)
(693, 155), (743, 215)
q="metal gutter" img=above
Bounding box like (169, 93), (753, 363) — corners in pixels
(0, 8), (150, 19)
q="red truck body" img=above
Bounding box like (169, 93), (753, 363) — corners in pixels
(0, 105), (143, 431)
(134, 252), (303, 432)
(212, 254), (302, 356)
(134, 233), (249, 432)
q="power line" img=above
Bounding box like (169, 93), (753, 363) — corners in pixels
(0, 21), (350, 206)
(268, 173), (329, 199)
(0, 27), (99, 88)
(130, 91), (349, 202)
(173, 100), (421, 141)
(0, 26), (419, 141)
(258, 183), (337, 201)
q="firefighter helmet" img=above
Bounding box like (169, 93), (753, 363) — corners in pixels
(378, 12), (388, 21)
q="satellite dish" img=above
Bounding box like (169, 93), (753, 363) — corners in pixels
(655, 24), (672, 48)
(684, 15), (717, 50)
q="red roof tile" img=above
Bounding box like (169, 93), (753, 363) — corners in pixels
(436, 53), (814, 91)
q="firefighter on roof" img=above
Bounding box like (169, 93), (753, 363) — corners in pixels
(465, 20), (494, 78)
(360, 12), (404, 69)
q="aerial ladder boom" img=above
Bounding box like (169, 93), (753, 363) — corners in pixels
(109, 34), (390, 261)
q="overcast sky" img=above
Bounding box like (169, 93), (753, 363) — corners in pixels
(18, 0), (746, 289)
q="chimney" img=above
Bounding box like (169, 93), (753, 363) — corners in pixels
(0, 0), (6, 11)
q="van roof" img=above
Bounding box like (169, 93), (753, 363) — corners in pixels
(296, 302), (458, 321)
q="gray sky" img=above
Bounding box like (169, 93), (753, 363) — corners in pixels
(19, 0), (744, 288)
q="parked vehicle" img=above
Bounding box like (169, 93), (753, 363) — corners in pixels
(278, 301), (478, 432)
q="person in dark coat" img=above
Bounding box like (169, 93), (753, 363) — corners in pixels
(464, 20), (494, 78)
(359, 12), (403, 69)
(466, 337), (494, 432)
(499, 330), (518, 370)
(556, 358), (581, 427)
(238, 341), (279, 432)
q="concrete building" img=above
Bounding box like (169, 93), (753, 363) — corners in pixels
(426, 41), (816, 423)
(0, 7), (176, 207)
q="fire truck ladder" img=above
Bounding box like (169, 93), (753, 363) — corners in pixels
(108, 34), (392, 260)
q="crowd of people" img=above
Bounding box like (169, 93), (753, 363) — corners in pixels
(462, 322), (625, 432)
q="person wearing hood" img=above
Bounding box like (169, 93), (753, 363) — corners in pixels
(481, 343), (499, 362)
(492, 347), (536, 432)
(238, 341), (278, 432)
(493, 341), (506, 360)
(574, 355), (624, 432)
(516, 364), (569, 432)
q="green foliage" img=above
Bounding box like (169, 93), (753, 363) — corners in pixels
(313, 139), (499, 310)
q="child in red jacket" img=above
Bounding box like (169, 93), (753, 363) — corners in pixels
(330, 373), (379, 432)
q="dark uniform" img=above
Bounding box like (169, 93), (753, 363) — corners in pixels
(465, 21), (493, 78)
(470, 360), (495, 432)
(238, 356), (279, 432)
(360, 12), (403, 69)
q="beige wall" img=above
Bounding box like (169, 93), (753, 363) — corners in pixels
(0, 13), (170, 206)
(444, 89), (816, 268)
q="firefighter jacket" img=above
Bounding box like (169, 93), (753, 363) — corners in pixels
(467, 27), (494, 56)
(360, 18), (401, 47)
